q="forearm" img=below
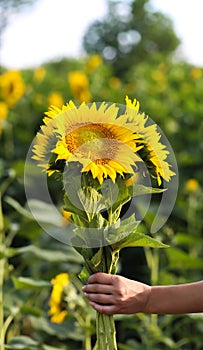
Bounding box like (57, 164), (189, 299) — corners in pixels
(146, 281), (203, 314)
(82, 273), (203, 315)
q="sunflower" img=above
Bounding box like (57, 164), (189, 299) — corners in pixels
(0, 70), (25, 107)
(33, 101), (143, 184)
(49, 273), (69, 324)
(48, 92), (63, 108)
(185, 178), (199, 192)
(68, 71), (91, 103)
(33, 97), (175, 185)
(0, 101), (8, 136)
(125, 96), (176, 185)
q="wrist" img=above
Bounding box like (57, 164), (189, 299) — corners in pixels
(142, 285), (152, 313)
(144, 285), (180, 314)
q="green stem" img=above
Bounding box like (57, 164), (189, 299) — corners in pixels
(95, 312), (117, 350)
(144, 247), (159, 332)
(0, 193), (5, 350)
(1, 315), (13, 342)
(94, 311), (106, 349)
(104, 314), (117, 350)
(93, 246), (118, 350)
(84, 314), (92, 350)
(144, 248), (159, 285)
(0, 260), (5, 350)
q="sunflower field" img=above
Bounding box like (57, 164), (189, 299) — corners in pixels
(1, 2), (203, 349)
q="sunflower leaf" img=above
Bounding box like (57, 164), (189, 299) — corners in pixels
(132, 184), (167, 196)
(78, 187), (102, 221)
(104, 216), (168, 251)
(100, 179), (119, 208)
(111, 176), (131, 213)
(64, 174), (103, 221)
(111, 230), (169, 251)
(166, 248), (203, 269)
(64, 194), (88, 221)
(12, 277), (51, 290)
(104, 215), (140, 245)
(90, 247), (104, 268)
(78, 265), (91, 284)
(6, 335), (39, 349)
(72, 211), (105, 246)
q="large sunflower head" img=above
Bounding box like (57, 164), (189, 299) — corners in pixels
(32, 97), (175, 186)
(125, 96), (176, 185)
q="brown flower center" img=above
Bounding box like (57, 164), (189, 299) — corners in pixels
(65, 123), (118, 161)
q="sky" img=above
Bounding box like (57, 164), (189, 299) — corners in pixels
(1, 0), (203, 69)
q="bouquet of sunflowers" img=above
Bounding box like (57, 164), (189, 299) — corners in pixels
(31, 96), (176, 349)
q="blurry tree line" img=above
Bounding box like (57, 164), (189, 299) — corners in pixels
(0, 0), (36, 48)
(0, 0), (203, 349)
(83, 0), (180, 78)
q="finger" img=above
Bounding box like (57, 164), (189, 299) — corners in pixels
(89, 301), (118, 315)
(84, 292), (113, 305)
(87, 272), (113, 285)
(82, 283), (113, 294)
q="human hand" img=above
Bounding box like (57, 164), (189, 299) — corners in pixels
(82, 272), (151, 315)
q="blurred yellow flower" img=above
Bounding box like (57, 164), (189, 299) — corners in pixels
(186, 178), (199, 192)
(190, 67), (202, 80)
(151, 69), (166, 86)
(109, 77), (121, 89)
(68, 71), (91, 103)
(48, 92), (63, 108)
(77, 89), (91, 103)
(0, 101), (8, 135)
(33, 66), (46, 82)
(49, 273), (69, 324)
(0, 70), (25, 107)
(0, 101), (8, 121)
(86, 54), (102, 73)
(68, 71), (88, 90)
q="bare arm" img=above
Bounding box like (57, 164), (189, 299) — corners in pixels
(148, 281), (203, 314)
(82, 273), (203, 315)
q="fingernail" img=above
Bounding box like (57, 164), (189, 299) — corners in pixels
(82, 286), (86, 291)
